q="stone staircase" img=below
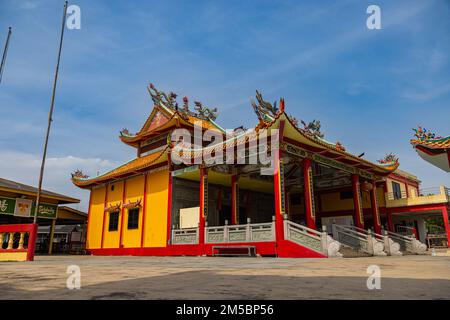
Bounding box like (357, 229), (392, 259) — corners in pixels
(283, 220), (343, 257)
(338, 245), (372, 258)
(332, 224), (427, 257)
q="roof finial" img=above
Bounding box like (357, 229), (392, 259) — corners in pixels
(279, 98), (285, 113)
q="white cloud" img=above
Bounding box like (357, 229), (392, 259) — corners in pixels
(402, 82), (450, 102)
(0, 151), (118, 212)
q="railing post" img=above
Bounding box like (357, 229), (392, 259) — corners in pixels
(18, 232), (25, 250)
(172, 225), (176, 244)
(331, 223), (338, 240)
(283, 218), (288, 240)
(224, 220), (229, 242)
(321, 225), (328, 256)
(7, 232), (14, 249)
(367, 229), (374, 255)
(246, 218), (251, 241)
(383, 229), (391, 256)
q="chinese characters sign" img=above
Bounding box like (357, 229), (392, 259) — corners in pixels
(0, 197), (58, 219)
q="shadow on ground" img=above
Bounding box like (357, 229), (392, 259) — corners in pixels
(2, 270), (450, 300)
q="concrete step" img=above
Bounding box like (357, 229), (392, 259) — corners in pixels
(339, 246), (372, 258)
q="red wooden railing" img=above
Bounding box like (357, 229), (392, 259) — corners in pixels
(0, 224), (38, 261)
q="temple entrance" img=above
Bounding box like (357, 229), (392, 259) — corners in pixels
(218, 205), (231, 226)
(283, 156), (355, 231)
(170, 164), (276, 246)
(171, 164), (275, 229)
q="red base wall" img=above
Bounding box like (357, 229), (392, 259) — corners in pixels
(88, 240), (326, 258)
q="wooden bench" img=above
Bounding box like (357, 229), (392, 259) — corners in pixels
(212, 246), (256, 257)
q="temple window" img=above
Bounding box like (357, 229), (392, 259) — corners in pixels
(392, 182), (402, 199)
(127, 208), (139, 229)
(108, 211), (119, 231)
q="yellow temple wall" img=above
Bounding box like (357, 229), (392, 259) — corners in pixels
(103, 181), (124, 248)
(408, 185), (418, 197)
(143, 169), (169, 247)
(320, 192), (353, 212)
(122, 175), (145, 248)
(86, 186), (106, 249)
(386, 178), (407, 195)
(377, 187), (386, 207)
(319, 187), (386, 213)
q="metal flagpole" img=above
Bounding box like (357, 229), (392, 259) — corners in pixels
(33, 1), (68, 223)
(0, 27), (12, 85)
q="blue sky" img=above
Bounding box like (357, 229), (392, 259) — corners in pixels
(0, 0), (449, 211)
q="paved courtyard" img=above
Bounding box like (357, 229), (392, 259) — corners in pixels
(0, 254), (449, 299)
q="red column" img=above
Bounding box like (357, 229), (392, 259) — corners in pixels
(370, 181), (382, 234)
(273, 150), (285, 242)
(442, 206), (450, 248)
(352, 174), (364, 229)
(303, 158), (316, 230)
(199, 167), (207, 246)
(231, 175), (239, 225)
(27, 224), (38, 261)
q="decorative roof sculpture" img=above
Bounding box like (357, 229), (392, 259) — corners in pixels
(251, 90), (279, 122)
(193, 101), (218, 121)
(377, 153), (399, 166)
(413, 126), (442, 142)
(410, 126), (449, 172)
(72, 85), (401, 188)
(71, 169), (89, 180)
(147, 83), (218, 121)
(300, 119), (324, 139)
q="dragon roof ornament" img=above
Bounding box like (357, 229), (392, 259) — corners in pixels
(120, 128), (135, 137)
(300, 119), (324, 139)
(147, 83), (178, 110)
(146, 83), (218, 121)
(377, 153), (399, 166)
(71, 169), (89, 180)
(251, 90), (279, 122)
(413, 126), (442, 142)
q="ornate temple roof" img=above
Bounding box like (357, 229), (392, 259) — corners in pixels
(72, 86), (400, 188)
(261, 110), (399, 175)
(410, 127), (449, 172)
(411, 136), (450, 150)
(173, 92), (399, 177)
(72, 147), (169, 188)
(119, 84), (224, 147)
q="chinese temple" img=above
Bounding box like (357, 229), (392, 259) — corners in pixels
(71, 84), (449, 258)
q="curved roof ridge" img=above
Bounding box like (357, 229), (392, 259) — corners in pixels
(71, 146), (169, 188)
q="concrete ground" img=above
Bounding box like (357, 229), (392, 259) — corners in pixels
(0, 255), (449, 299)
